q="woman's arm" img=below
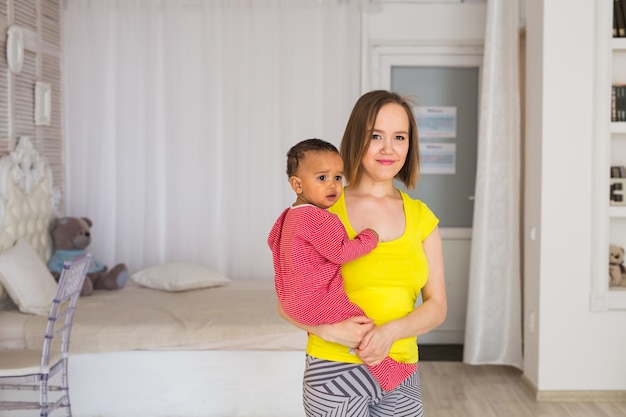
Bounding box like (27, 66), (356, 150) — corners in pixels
(277, 303), (375, 348)
(355, 227), (447, 365)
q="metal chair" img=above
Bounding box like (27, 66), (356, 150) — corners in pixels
(0, 253), (92, 416)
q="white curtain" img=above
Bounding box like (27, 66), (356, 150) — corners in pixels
(62, 0), (363, 280)
(463, 0), (523, 368)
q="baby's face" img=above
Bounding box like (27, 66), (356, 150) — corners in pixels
(294, 151), (344, 209)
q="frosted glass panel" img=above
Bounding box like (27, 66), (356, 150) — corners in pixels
(391, 66), (479, 228)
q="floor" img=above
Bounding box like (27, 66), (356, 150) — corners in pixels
(420, 362), (626, 417)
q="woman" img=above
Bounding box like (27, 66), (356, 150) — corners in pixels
(280, 90), (446, 417)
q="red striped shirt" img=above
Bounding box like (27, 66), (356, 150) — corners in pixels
(268, 204), (377, 325)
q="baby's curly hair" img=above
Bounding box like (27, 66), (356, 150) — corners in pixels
(286, 138), (339, 177)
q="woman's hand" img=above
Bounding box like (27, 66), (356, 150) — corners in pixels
(318, 316), (374, 348)
(278, 304), (374, 348)
(354, 323), (394, 366)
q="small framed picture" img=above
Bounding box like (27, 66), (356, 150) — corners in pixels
(34, 82), (51, 126)
(6, 26), (24, 74)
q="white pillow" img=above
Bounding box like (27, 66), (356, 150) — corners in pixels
(0, 238), (58, 315)
(131, 262), (231, 292)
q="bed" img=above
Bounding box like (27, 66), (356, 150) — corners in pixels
(0, 138), (307, 417)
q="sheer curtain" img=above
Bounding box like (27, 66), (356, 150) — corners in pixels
(62, 0), (363, 280)
(463, 0), (523, 368)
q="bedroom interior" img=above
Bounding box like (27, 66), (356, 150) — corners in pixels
(0, 1), (625, 417)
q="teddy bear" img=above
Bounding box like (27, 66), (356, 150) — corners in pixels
(609, 244), (626, 288)
(47, 216), (129, 296)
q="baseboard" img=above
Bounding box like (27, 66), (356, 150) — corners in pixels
(537, 390), (626, 402)
(521, 374), (626, 402)
(418, 329), (464, 344)
(419, 344), (463, 361)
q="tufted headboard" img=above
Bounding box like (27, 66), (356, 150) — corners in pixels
(0, 137), (58, 300)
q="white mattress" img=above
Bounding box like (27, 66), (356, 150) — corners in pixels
(2, 279), (307, 353)
(0, 310), (30, 349)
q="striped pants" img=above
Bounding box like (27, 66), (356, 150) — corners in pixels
(302, 355), (424, 417)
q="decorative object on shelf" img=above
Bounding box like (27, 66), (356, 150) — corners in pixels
(609, 244), (626, 287)
(34, 82), (51, 126)
(611, 165), (626, 178)
(610, 178), (626, 205)
(611, 84), (626, 121)
(610, 166), (626, 205)
(6, 25), (24, 74)
(616, 0), (626, 37)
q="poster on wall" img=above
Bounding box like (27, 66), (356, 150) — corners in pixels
(415, 106), (457, 138)
(420, 143), (456, 174)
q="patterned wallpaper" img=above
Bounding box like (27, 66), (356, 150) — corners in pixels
(0, 0), (64, 208)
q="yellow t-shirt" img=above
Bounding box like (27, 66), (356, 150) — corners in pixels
(306, 189), (438, 364)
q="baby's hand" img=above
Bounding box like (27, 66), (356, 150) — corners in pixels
(366, 228), (379, 242)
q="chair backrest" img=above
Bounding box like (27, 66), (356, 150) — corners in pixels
(41, 253), (91, 370)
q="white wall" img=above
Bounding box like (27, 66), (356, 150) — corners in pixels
(363, 2), (487, 91)
(524, 0), (626, 392)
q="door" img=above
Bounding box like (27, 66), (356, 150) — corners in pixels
(371, 45), (483, 343)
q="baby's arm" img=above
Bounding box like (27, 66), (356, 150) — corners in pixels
(311, 215), (378, 265)
(277, 303), (374, 348)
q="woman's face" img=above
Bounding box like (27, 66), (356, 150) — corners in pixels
(360, 103), (410, 184)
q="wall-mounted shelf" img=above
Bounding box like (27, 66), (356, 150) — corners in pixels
(591, 287), (626, 311)
(613, 38), (626, 50)
(611, 122), (626, 133)
(609, 206), (626, 217)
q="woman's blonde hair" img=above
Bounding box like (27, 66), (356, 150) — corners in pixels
(340, 90), (420, 189)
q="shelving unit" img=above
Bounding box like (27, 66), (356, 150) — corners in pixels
(591, 3), (626, 311)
